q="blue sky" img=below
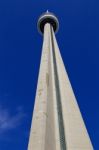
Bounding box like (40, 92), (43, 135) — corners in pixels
(0, 0), (98, 149)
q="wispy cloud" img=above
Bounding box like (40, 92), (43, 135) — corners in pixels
(0, 105), (26, 134)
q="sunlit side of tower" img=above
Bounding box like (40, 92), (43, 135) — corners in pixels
(28, 11), (93, 150)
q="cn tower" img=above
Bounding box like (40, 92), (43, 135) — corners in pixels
(28, 11), (93, 150)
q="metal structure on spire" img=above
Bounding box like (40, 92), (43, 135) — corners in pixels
(37, 11), (59, 34)
(28, 12), (93, 150)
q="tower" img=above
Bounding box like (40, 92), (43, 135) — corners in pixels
(28, 11), (93, 150)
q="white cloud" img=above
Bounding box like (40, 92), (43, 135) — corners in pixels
(0, 105), (26, 134)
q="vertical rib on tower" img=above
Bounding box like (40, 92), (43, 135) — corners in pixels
(28, 12), (93, 150)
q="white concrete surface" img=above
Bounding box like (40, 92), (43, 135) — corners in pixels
(28, 23), (93, 150)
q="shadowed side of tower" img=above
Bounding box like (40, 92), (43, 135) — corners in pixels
(28, 11), (93, 150)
